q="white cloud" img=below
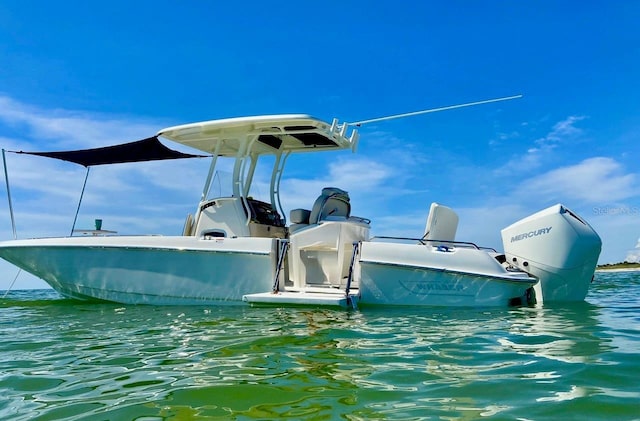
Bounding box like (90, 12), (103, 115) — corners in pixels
(0, 96), (209, 241)
(588, 212), (640, 263)
(0, 95), (162, 148)
(496, 115), (587, 175)
(489, 130), (520, 147)
(370, 210), (429, 238)
(455, 204), (531, 249)
(517, 157), (637, 204)
(280, 158), (394, 212)
(535, 115), (586, 148)
(625, 238), (640, 263)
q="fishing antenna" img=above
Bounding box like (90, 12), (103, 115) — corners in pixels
(347, 94), (522, 127)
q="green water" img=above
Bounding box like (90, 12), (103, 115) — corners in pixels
(1, 271), (638, 420)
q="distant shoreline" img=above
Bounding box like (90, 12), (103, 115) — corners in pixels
(596, 266), (640, 273)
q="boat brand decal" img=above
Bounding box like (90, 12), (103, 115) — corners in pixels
(408, 282), (465, 293)
(510, 227), (552, 243)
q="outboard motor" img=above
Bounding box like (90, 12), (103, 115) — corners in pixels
(501, 204), (601, 302)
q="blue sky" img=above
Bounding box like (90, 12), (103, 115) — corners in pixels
(1, 1), (639, 289)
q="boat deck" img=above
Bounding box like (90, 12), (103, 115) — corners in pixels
(243, 288), (359, 308)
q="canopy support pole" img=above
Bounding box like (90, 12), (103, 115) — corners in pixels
(70, 167), (90, 236)
(2, 149), (17, 240)
(2, 269), (21, 299)
(271, 151), (290, 225)
(200, 141), (223, 202)
(193, 142), (222, 230)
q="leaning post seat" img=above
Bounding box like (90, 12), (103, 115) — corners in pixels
(287, 187), (370, 289)
(309, 187), (351, 224)
(288, 187), (351, 233)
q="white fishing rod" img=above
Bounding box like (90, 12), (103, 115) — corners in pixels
(347, 94), (523, 127)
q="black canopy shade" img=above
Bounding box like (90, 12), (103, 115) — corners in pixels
(12, 136), (208, 167)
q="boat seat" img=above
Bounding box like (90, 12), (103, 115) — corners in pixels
(288, 188), (351, 233)
(423, 202), (459, 243)
(289, 208), (311, 233)
(308, 187), (350, 224)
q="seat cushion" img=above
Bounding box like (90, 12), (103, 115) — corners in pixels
(290, 208), (311, 224)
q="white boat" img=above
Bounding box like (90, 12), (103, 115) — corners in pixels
(0, 102), (602, 307)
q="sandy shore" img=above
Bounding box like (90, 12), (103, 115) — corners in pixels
(596, 267), (640, 273)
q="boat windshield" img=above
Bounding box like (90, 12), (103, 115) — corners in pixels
(203, 154), (277, 202)
(207, 170), (233, 200)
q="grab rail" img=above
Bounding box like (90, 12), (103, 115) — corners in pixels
(271, 239), (289, 293)
(370, 236), (497, 252)
(344, 241), (360, 309)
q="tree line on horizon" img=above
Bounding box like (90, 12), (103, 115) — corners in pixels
(597, 261), (640, 268)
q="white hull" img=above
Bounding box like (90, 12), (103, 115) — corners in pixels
(358, 242), (536, 307)
(244, 238), (537, 308)
(0, 236), (276, 305)
(358, 262), (533, 307)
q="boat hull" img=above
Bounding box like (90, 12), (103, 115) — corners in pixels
(359, 262), (534, 307)
(0, 236), (276, 305)
(358, 242), (536, 307)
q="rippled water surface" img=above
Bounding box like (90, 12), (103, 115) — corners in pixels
(1, 271), (639, 420)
